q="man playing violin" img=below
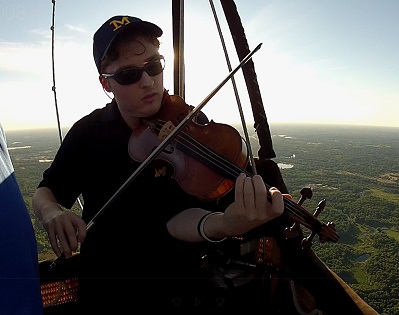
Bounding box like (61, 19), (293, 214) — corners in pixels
(33, 15), (286, 313)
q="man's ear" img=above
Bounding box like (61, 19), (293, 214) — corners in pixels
(99, 76), (112, 92)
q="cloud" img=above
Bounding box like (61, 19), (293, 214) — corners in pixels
(327, 66), (349, 71)
(0, 42), (51, 77)
(65, 24), (88, 34)
(30, 29), (52, 39)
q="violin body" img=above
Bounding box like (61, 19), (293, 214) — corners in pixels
(129, 92), (248, 200)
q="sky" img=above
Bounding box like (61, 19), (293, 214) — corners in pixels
(0, 0), (398, 131)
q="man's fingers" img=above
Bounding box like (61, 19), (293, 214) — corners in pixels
(48, 231), (62, 257)
(269, 187), (284, 217)
(74, 219), (87, 243)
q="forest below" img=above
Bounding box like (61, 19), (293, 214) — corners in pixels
(7, 123), (399, 315)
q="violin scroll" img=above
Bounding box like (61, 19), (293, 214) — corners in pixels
(283, 187), (338, 248)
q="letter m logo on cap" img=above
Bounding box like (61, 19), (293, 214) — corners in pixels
(109, 16), (131, 31)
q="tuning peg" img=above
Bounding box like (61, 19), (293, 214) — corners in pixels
(298, 187), (313, 203)
(284, 187), (313, 238)
(301, 199), (326, 249)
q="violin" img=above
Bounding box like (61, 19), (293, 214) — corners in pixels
(129, 91), (248, 201)
(129, 91), (339, 246)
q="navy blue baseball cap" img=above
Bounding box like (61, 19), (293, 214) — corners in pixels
(93, 15), (163, 72)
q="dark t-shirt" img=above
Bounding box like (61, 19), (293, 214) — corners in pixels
(38, 101), (220, 312)
(38, 99), (294, 313)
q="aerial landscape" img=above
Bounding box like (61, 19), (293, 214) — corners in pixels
(7, 123), (399, 315)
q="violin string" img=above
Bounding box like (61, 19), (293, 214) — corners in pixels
(154, 120), (246, 179)
(176, 125), (336, 240)
(174, 129), (312, 224)
(151, 120), (337, 241)
(153, 121), (310, 227)
(153, 120), (334, 239)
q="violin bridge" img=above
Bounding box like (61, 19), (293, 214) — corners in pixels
(158, 121), (175, 140)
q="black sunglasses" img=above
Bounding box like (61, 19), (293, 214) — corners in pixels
(102, 56), (165, 85)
